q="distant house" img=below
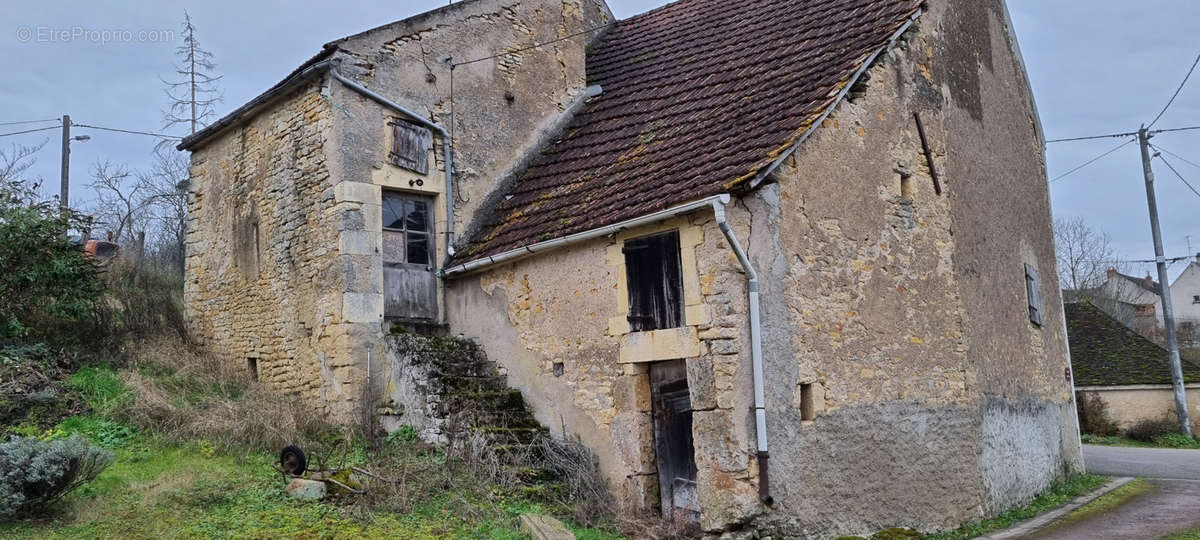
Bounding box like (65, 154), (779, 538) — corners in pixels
(1169, 255), (1200, 347)
(1096, 268), (1163, 338)
(1067, 301), (1200, 433)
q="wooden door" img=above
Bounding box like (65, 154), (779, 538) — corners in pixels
(382, 192), (437, 321)
(650, 360), (699, 522)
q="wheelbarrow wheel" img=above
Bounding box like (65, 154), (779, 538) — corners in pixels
(280, 445), (307, 476)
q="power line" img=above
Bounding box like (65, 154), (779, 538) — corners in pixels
(1153, 144), (1200, 171)
(1050, 137), (1136, 183)
(1155, 152), (1200, 201)
(0, 118), (60, 127)
(1046, 131), (1137, 143)
(0, 125), (62, 138)
(1046, 125), (1200, 143)
(1148, 50), (1200, 128)
(72, 123), (181, 139)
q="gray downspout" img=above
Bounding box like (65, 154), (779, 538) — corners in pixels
(712, 199), (772, 505)
(328, 61), (457, 257)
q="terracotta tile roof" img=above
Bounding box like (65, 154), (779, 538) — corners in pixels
(1066, 302), (1200, 386)
(454, 0), (921, 263)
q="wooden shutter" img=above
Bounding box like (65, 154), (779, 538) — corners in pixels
(1025, 263), (1043, 326)
(390, 120), (431, 174)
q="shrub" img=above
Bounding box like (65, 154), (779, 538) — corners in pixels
(1153, 433), (1200, 449)
(0, 434), (113, 520)
(539, 437), (615, 527)
(0, 179), (107, 346)
(1076, 391), (1119, 436)
(1125, 415), (1180, 442)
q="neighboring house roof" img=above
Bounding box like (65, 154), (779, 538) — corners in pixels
(1066, 301), (1200, 386)
(454, 0), (922, 262)
(1108, 270), (1162, 296)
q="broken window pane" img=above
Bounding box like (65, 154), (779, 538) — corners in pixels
(406, 200), (428, 232)
(625, 231), (684, 332)
(406, 232), (429, 265)
(383, 195), (406, 230)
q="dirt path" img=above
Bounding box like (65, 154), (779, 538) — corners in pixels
(1026, 479), (1200, 540)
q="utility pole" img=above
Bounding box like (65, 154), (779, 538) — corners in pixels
(1138, 125), (1192, 437)
(59, 114), (70, 209)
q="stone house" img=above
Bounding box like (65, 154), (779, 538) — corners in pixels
(1094, 260), (1200, 346)
(1067, 301), (1200, 433)
(178, 0), (1082, 535)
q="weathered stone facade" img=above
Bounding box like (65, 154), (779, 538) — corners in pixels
(182, 0), (1081, 537)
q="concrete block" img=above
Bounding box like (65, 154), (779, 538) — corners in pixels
(619, 326), (701, 363)
(519, 513), (574, 540)
(334, 181), (381, 205)
(338, 231), (379, 255)
(342, 293), (383, 323)
(285, 478), (326, 500)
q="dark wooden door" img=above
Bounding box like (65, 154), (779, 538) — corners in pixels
(382, 192), (437, 321)
(650, 360), (699, 522)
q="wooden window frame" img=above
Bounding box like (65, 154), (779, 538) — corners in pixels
(624, 230), (685, 332)
(381, 191), (435, 269)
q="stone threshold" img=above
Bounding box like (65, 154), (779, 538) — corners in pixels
(979, 476), (1134, 539)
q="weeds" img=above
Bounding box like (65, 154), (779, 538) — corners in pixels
(116, 337), (334, 453)
(1075, 391), (1118, 436)
(1125, 415), (1181, 442)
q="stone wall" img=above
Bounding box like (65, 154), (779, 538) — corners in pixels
(1079, 385), (1200, 435)
(443, 0), (1081, 536)
(184, 81), (379, 422)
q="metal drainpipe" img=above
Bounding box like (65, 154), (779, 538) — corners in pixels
(328, 61), (457, 256)
(711, 199), (772, 505)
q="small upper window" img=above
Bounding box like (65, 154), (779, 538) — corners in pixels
(389, 119), (431, 174)
(1193, 295), (1199, 304)
(624, 231), (684, 332)
(1025, 263), (1043, 327)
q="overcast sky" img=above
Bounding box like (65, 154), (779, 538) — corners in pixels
(1, 1), (1196, 280)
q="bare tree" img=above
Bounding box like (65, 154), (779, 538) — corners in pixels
(1054, 217), (1117, 293)
(162, 11), (222, 135)
(88, 160), (151, 245)
(0, 140), (47, 187)
(138, 150), (190, 274)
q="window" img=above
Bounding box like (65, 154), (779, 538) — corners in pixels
(1134, 304), (1156, 316)
(389, 119), (432, 174)
(382, 192), (432, 266)
(1193, 295), (1199, 304)
(624, 231), (684, 332)
(799, 383), (817, 421)
(1025, 263), (1043, 327)
(246, 357), (259, 381)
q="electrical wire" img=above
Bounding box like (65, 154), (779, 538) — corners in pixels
(1046, 131), (1138, 143)
(72, 123), (181, 139)
(0, 118), (60, 127)
(1152, 144), (1200, 171)
(1155, 153), (1200, 201)
(1050, 138), (1136, 183)
(1148, 50), (1200, 128)
(1047, 125), (1200, 144)
(0, 125), (62, 138)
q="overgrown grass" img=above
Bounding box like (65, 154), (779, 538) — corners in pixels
(0, 421), (624, 539)
(1044, 478), (1152, 528)
(921, 474), (1108, 540)
(1082, 433), (1200, 449)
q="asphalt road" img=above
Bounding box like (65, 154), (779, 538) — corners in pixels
(1018, 445), (1200, 539)
(1084, 444), (1200, 479)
